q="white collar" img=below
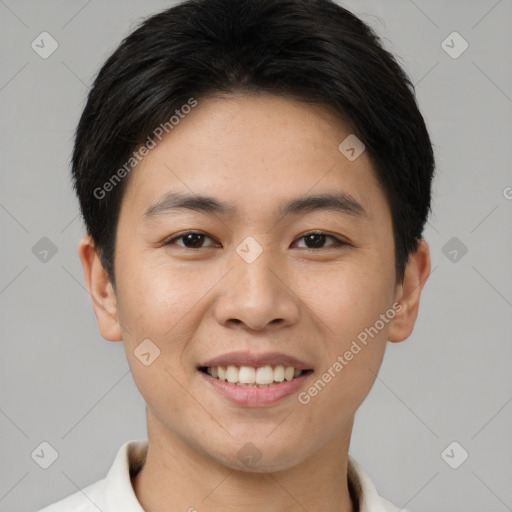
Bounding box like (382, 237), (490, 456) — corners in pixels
(98, 439), (403, 512)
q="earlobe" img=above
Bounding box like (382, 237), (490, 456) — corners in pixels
(388, 239), (431, 343)
(78, 235), (123, 342)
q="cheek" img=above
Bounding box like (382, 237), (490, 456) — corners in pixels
(114, 252), (224, 386)
(299, 253), (396, 406)
(299, 277), (393, 422)
(116, 253), (204, 336)
(302, 259), (396, 340)
(114, 255), (199, 413)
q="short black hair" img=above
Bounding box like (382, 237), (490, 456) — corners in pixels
(72, 0), (435, 287)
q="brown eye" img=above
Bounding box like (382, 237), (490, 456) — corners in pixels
(164, 231), (218, 249)
(293, 232), (347, 250)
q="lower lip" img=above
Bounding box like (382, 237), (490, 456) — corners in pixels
(199, 370), (312, 407)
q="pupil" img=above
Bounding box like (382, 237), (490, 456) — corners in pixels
(185, 233), (203, 248)
(306, 234), (325, 248)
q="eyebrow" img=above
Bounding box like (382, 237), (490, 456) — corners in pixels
(142, 191), (367, 220)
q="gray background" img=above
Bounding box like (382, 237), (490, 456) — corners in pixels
(1, 1), (511, 511)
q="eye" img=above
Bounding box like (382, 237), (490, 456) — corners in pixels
(163, 231), (219, 249)
(293, 231), (348, 250)
(163, 230), (349, 250)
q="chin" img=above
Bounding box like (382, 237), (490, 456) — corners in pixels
(207, 438), (306, 474)
(223, 453), (301, 474)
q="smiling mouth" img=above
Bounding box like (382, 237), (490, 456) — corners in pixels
(199, 365), (314, 387)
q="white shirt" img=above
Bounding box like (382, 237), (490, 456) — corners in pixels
(38, 439), (406, 512)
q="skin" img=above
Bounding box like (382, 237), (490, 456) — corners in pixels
(79, 92), (431, 512)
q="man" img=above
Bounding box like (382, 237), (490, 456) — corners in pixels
(39, 0), (434, 510)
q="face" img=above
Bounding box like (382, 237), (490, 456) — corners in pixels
(80, 92), (430, 473)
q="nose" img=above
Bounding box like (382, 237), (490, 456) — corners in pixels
(213, 246), (300, 332)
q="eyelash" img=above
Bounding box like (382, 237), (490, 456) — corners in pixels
(163, 230), (349, 250)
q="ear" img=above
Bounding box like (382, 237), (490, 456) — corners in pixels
(78, 234), (123, 342)
(388, 239), (431, 343)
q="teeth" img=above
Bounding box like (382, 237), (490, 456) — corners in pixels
(284, 366), (295, 381)
(205, 364), (305, 386)
(239, 366), (256, 384)
(274, 365), (285, 382)
(255, 365), (274, 385)
(226, 365), (239, 383)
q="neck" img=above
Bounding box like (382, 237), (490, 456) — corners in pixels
(132, 412), (356, 512)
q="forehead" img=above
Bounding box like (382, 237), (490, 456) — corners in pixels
(120, 93), (388, 223)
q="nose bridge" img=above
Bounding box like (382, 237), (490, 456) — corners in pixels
(236, 244), (280, 297)
(214, 237), (299, 330)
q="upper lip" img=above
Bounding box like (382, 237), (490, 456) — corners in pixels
(199, 351), (313, 370)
